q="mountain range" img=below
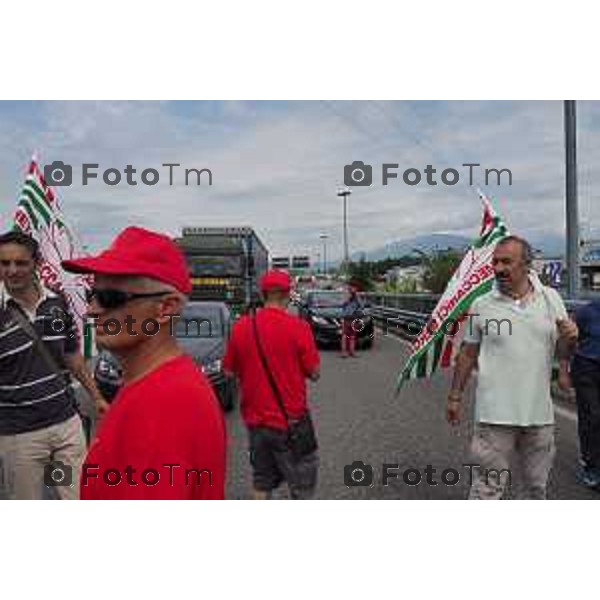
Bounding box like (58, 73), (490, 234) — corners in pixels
(349, 232), (568, 262)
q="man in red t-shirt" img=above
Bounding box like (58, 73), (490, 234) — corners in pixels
(62, 227), (226, 499)
(223, 270), (320, 499)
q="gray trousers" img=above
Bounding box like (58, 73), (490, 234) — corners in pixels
(0, 415), (86, 500)
(469, 422), (555, 500)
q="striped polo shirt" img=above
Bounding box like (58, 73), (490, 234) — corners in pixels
(0, 283), (79, 435)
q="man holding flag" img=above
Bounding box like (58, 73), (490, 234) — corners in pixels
(397, 196), (579, 499)
(448, 235), (578, 499)
(0, 158), (108, 500)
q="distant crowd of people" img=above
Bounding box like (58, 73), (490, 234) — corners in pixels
(0, 228), (599, 500)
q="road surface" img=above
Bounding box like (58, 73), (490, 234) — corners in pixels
(225, 330), (598, 499)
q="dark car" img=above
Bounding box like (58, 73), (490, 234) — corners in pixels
(298, 290), (374, 349)
(93, 301), (236, 411)
(174, 301), (236, 411)
(93, 350), (123, 402)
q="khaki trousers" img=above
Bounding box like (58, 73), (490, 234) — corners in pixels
(469, 422), (556, 500)
(0, 415), (86, 500)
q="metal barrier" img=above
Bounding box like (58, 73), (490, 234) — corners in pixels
(369, 305), (428, 340)
(365, 293), (587, 324)
(367, 296), (587, 387)
(366, 294), (587, 339)
(363, 292), (440, 314)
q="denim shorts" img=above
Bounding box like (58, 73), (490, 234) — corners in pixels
(248, 426), (319, 499)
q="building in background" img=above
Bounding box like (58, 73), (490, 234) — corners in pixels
(271, 256), (290, 270)
(580, 246), (600, 291)
(291, 255), (311, 270)
(532, 257), (564, 288)
(384, 265), (426, 292)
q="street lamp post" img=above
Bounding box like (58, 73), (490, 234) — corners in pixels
(337, 186), (352, 274)
(564, 100), (580, 298)
(319, 233), (329, 275)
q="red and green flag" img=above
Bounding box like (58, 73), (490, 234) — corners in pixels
(13, 158), (94, 357)
(397, 195), (510, 390)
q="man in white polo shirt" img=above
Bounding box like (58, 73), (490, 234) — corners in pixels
(447, 236), (578, 499)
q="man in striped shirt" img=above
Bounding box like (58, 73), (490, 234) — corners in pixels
(0, 230), (108, 500)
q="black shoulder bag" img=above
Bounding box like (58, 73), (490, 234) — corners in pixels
(251, 313), (318, 460)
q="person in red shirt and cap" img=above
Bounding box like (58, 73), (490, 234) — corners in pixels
(224, 269), (320, 500)
(61, 226), (226, 500)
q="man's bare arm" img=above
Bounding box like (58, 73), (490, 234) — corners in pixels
(449, 342), (480, 395)
(447, 342), (479, 426)
(556, 317), (578, 360)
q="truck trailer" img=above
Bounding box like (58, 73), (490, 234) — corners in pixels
(175, 227), (269, 314)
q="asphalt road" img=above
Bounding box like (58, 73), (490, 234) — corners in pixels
(225, 329), (599, 500)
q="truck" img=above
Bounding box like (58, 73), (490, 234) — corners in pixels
(175, 227), (269, 315)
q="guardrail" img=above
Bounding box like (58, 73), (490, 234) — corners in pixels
(368, 297), (586, 340)
(362, 292), (440, 314)
(367, 297), (586, 389)
(363, 292), (588, 315)
(369, 305), (428, 340)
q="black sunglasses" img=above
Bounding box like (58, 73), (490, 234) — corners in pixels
(85, 288), (172, 310)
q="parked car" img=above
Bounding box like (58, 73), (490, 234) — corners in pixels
(92, 301), (236, 411)
(93, 349), (123, 402)
(298, 289), (374, 349)
(174, 301), (236, 411)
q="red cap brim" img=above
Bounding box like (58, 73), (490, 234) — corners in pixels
(62, 256), (153, 277)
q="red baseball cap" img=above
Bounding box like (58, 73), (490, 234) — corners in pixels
(61, 226), (192, 294)
(260, 269), (292, 294)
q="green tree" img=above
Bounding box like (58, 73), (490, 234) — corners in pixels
(383, 277), (418, 293)
(417, 249), (462, 293)
(347, 257), (376, 291)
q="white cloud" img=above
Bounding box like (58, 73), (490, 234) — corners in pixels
(1, 100), (599, 260)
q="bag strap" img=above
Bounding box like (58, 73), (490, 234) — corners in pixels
(9, 305), (64, 376)
(251, 312), (290, 427)
(531, 275), (565, 362)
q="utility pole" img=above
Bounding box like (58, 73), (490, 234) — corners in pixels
(565, 100), (580, 298)
(319, 233), (328, 275)
(337, 186), (352, 274)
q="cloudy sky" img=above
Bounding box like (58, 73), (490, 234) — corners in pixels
(0, 100), (598, 261)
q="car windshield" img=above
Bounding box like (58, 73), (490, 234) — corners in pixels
(309, 292), (348, 307)
(175, 305), (224, 338)
(188, 255), (242, 276)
